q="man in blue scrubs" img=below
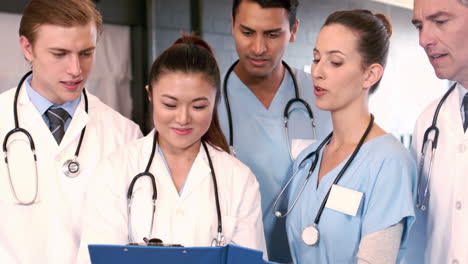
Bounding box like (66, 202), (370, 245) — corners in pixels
(217, 0), (332, 262)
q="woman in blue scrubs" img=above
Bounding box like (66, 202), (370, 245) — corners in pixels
(281, 10), (417, 263)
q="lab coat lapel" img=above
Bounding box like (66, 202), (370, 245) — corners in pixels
(179, 144), (212, 199)
(59, 94), (89, 152)
(17, 83), (57, 150)
(442, 87), (465, 137)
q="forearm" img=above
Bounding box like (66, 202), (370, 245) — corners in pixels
(357, 222), (403, 264)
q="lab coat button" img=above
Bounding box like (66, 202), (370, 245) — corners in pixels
(459, 144), (466, 153)
(456, 201), (462, 210)
(176, 209), (184, 216)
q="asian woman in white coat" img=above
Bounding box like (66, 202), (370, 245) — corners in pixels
(77, 35), (267, 263)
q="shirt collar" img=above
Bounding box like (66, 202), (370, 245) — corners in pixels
(25, 74), (81, 117)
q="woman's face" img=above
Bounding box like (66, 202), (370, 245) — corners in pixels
(149, 71), (216, 152)
(311, 24), (371, 113)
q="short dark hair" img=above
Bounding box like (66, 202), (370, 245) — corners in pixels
(148, 35), (229, 153)
(323, 10), (392, 94)
(232, 0), (299, 30)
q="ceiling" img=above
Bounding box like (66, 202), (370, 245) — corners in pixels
(370, 0), (414, 9)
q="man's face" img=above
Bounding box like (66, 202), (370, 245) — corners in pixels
(232, 0), (297, 79)
(20, 22), (97, 105)
(412, 0), (468, 86)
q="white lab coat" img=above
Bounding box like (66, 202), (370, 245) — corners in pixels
(410, 84), (468, 264)
(77, 131), (267, 263)
(0, 84), (142, 264)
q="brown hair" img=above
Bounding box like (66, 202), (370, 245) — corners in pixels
(148, 35), (230, 153)
(323, 9), (392, 94)
(19, 0), (103, 44)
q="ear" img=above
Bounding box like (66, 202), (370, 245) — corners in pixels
(362, 63), (384, 90)
(145, 85), (152, 102)
(289, 19), (299, 42)
(19, 35), (34, 63)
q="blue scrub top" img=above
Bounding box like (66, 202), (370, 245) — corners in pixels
(217, 66), (332, 262)
(286, 134), (417, 263)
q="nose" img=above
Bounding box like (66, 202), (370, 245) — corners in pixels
(67, 54), (82, 77)
(176, 106), (191, 125)
(252, 36), (267, 56)
(311, 61), (324, 81)
(419, 25), (437, 50)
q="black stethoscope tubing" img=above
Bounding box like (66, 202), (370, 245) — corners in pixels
(416, 83), (456, 210)
(222, 60), (315, 151)
(273, 114), (374, 224)
(126, 132), (223, 243)
(3, 71), (88, 186)
(421, 83), (456, 151)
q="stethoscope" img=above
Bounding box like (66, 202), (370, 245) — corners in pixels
(272, 114), (374, 246)
(416, 83), (457, 211)
(223, 60), (316, 159)
(126, 132), (224, 247)
(2, 71), (88, 205)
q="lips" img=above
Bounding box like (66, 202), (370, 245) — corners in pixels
(427, 51), (448, 64)
(248, 57), (269, 67)
(172, 128), (193, 136)
(60, 79), (83, 91)
(314, 85), (327, 97)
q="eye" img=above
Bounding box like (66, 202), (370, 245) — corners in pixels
(242, 31), (253, 37)
(163, 103), (176, 108)
(52, 53), (66, 57)
(331, 61), (343, 67)
(267, 32), (281, 38)
(435, 19), (447, 25)
(193, 105), (208, 110)
(312, 59), (320, 64)
(80, 51), (94, 57)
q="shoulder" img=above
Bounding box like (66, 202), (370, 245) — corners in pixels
(0, 87), (16, 103)
(365, 134), (415, 167)
(86, 92), (141, 131)
(208, 144), (256, 182)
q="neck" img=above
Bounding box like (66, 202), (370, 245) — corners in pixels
(233, 62), (285, 108)
(329, 103), (371, 147)
(157, 137), (201, 162)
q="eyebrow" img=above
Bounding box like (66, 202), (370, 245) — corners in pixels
(313, 48), (345, 56)
(48, 47), (96, 53)
(162, 95), (209, 102)
(412, 11), (452, 25)
(240, 24), (282, 33)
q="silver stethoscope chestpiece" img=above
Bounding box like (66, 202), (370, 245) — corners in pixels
(302, 225), (319, 246)
(63, 159), (80, 178)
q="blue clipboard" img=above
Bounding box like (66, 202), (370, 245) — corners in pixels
(88, 244), (273, 264)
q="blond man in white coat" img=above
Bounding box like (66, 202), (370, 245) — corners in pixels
(408, 0), (468, 263)
(0, 0), (142, 263)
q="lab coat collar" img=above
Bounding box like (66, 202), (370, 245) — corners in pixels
(146, 130), (214, 199)
(180, 142), (214, 199)
(17, 83), (90, 152)
(443, 85), (466, 137)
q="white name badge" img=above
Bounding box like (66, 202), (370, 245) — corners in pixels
(325, 184), (363, 216)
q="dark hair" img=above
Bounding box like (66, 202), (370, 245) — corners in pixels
(232, 0), (299, 30)
(148, 35), (229, 153)
(19, 0), (103, 45)
(323, 9), (392, 94)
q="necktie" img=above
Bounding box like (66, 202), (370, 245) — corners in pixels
(464, 93), (468, 132)
(46, 107), (69, 144)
